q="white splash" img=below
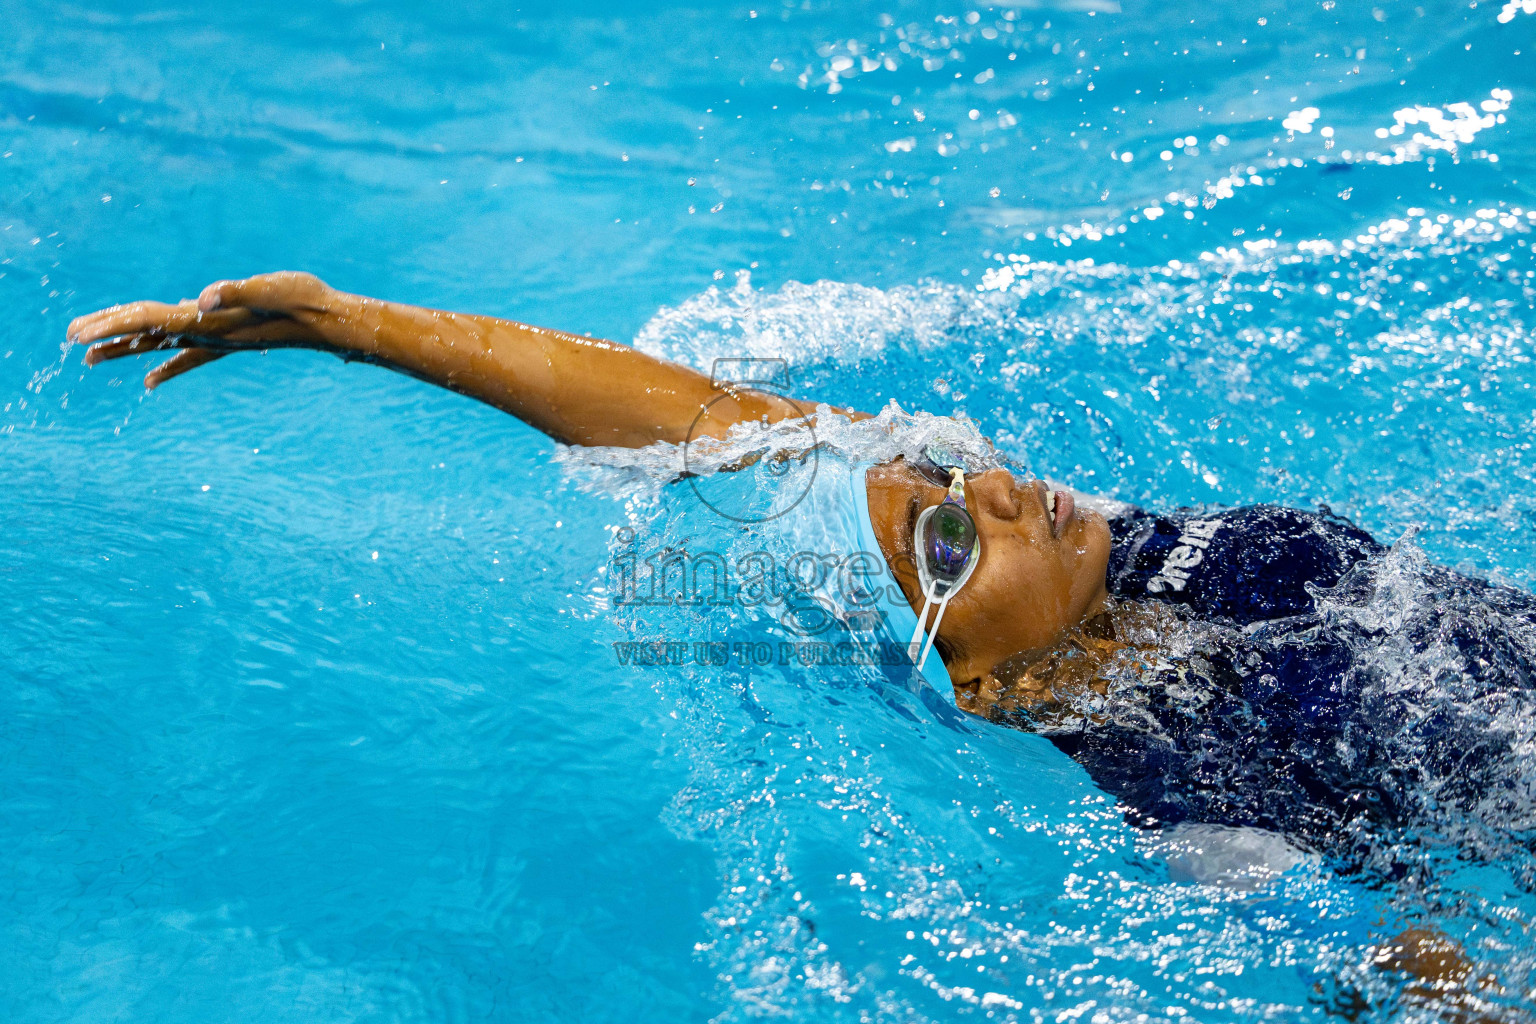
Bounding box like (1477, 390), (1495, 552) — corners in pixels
(1371, 88), (1513, 160)
(632, 270), (997, 371)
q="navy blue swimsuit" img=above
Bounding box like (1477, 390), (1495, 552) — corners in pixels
(1030, 505), (1536, 877)
(1105, 505), (1380, 622)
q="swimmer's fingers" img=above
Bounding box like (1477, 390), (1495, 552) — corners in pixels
(79, 331), (227, 388)
(83, 327), (240, 366)
(91, 317), (340, 387)
(83, 316), (330, 368)
(83, 332), (178, 366)
(84, 331), (222, 375)
(145, 348), (228, 389)
(68, 300), (255, 347)
(197, 271), (333, 314)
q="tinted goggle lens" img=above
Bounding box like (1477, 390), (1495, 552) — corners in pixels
(924, 502), (977, 581)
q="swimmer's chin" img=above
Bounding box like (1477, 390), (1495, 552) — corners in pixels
(1066, 507), (1110, 549)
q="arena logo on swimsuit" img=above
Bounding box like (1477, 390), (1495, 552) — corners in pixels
(1146, 518), (1225, 593)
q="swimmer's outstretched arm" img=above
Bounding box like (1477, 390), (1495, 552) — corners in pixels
(68, 272), (857, 448)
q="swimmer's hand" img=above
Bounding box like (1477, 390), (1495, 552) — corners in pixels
(68, 271), (341, 389)
(1373, 927), (1512, 1022)
(70, 272), (864, 447)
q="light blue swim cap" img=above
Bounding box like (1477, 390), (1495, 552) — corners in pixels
(706, 449), (958, 706)
(847, 461), (958, 704)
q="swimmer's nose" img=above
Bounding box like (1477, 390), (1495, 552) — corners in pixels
(967, 469), (1023, 521)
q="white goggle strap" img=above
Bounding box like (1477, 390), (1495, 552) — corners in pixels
(906, 473), (975, 675)
(916, 590), (955, 673)
(907, 579), (939, 663)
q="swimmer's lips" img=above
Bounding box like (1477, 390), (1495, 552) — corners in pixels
(1052, 488), (1076, 539)
(1031, 480), (1076, 539)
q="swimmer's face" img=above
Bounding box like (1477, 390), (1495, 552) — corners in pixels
(865, 459), (1112, 693)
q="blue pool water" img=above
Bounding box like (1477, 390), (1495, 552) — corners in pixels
(3, 1), (1535, 1020)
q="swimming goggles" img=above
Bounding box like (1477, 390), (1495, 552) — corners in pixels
(908, 453), (980, 673)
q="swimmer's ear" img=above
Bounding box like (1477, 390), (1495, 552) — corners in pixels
(946, 673), (991, 713)
(988, 647), (1052, 682)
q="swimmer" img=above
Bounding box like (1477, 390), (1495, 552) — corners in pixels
(69, 271), (1531, 1017)
(64, 272), (1113, 683)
